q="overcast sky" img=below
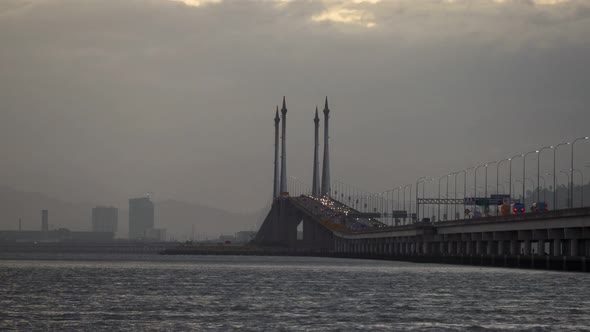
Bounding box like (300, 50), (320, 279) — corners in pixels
(1, 0), (589, 213)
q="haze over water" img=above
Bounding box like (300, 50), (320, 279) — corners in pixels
(1, 255), (589, 331)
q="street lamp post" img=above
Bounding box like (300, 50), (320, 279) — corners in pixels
(509, 154), (524, 201)
(571, 137), (589, 208)
(463, 167), (475, 219)
(446, 174), (450, 221)
(425, 178), (435, 221)
(560, 171), (570, 208)
(497, 158), (510, 195)
(554, 142), (570, 210)
(403, 184), (412, 224)
(523, 150), (539, 207)
(474, 164), (486, 198)
(438, 175), (447, 222)
(453, 172), (459, 220)
(485, 161), (497, 198)
(472, 166), (485, 217)
(420, 180), (430, 222)
(497, 158), (510, 215)
(415, 177), (427, 223)
(537, 146), (553, 204)
(573, 169), (584, 207)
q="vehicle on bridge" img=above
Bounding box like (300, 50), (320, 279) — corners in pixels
(532, 202), (548, 212)
(511, 203), (526, 215)
(499, 204), (511, 216)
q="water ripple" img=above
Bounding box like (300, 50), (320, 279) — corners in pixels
(1, 254), (589, 331)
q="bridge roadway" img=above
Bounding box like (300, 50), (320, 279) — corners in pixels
(255, 196), (590, 271)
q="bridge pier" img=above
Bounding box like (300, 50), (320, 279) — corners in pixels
(523, 240), (531, 255)
(254, 198), (334, 251)
(570, 239), (579, 257)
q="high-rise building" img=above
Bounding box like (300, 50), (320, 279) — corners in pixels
(128, 196), (154, 240)
(91, 207), (118, 233)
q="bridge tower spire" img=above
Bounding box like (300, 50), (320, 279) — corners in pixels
(273, 106), (280, 198)
(312, 107), (320, 197)
(321, 97), (331, 197)
(280, 97), (288, 195)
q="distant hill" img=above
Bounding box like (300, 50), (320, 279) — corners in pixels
(0, 185), (94, 232)
(0, 186), (265, 240)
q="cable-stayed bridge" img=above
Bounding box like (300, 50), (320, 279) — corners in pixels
(253, 97), (590, 272)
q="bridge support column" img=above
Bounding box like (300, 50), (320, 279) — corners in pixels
(510, 240), (519, 256)
(498, 241), (504, 255)
(552, 239), (561, 256)
(537, 241), (544, 255)
(523, 240), (531, 255)
(477, 241), (484, 255)
(532, 229), (547, 255)
(465, 241), (472, 255)
(570, 239), (579, 257)
(548, 229), (564, 257)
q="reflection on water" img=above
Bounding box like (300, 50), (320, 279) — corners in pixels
(1, 254), (589, 331)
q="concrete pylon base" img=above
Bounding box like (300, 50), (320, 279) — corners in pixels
(253, 198), (334, 251)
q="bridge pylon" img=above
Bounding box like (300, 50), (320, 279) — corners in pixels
(253, 197), (334, 250)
